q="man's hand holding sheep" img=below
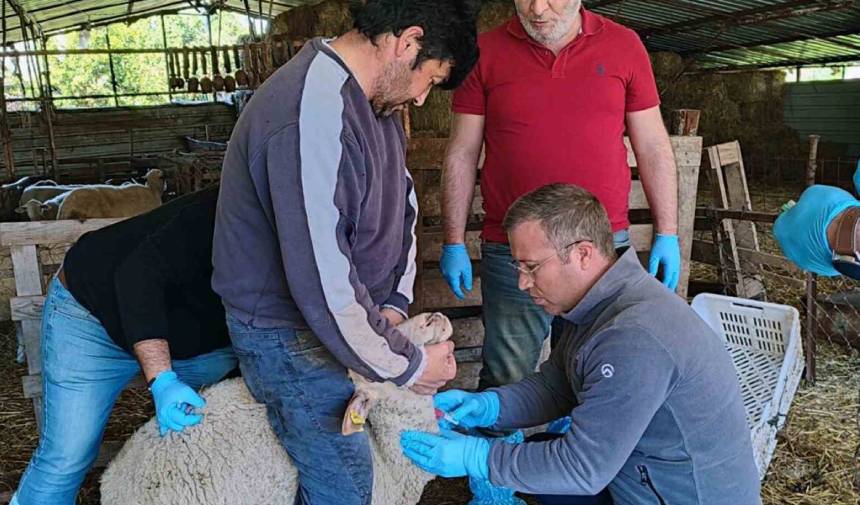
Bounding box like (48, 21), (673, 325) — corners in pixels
(410, 342), (458, 395)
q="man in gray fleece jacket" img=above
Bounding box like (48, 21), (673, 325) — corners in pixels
(402, 183), (761, 505)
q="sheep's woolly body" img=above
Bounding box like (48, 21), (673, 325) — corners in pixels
(101, 313), (449, 505)
(56, 169), (164, 220)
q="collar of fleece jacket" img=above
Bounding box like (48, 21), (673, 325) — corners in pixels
(562, 247), (642, 325)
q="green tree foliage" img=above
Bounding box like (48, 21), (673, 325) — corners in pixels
(42, 9), (257, 108)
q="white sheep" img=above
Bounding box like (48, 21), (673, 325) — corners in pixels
(14, 192), (71, 221)
(18, 180), (80, 207)
(56, 169), (165, 220)
(101, 312), (454, 505)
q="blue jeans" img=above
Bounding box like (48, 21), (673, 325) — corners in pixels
(479, 230), (630, 389)
(227, 315), (373, 505)
(13, 278), (237, 505)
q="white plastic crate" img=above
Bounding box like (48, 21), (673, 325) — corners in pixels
(691, 293), (804, 480)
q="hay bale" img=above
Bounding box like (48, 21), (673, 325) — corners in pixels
(651, 51), (685, 82)
(410, 2), (514, 135)
(478, 1), (515, 32)
(264, 0), (516, 136)
(268, 0), (352, 40)
(410, 89), (453, 136)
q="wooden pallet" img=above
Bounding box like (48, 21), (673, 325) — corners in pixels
(705, 141), (767, 299)
(1, 219), (122, 431)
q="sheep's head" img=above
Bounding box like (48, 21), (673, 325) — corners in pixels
(342, 312), (453, 436)
(15, 199), (48, 221)
(144, 169), (166, 194)
(393, 312), (453, 346)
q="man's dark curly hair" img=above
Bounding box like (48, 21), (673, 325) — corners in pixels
(350, 0), (480, 90)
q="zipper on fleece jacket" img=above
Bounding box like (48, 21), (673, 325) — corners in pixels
(637, 465), (667, 505)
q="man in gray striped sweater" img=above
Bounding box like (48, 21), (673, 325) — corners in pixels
(212, 1), (479, 503)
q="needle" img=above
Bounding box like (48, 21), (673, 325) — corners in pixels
(434, 408), (460, 427)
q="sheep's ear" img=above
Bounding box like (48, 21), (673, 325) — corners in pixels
(14, 206), (25, 214)
(341, 390), (375, 436)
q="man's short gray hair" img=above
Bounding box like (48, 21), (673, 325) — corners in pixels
(503, 183), (616, 260)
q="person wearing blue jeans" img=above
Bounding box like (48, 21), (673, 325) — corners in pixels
(439, 0), (682, 392)
(11, 187), (237, 505)
(403, 184), (760, 505)
(473, 230), (631, 389)
(211, 2), (479, 503)
(227, 316), (376, 503)
(444, 232), (681, 390)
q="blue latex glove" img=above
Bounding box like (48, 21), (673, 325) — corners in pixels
(774, 185), (860, 276)
(150, 370), (206, 437)
(401, 429), (490, 479)
(853, 159), (860, 196)
(648, 234), (681, 290)
(434, 389), (500, 429)
(440, 244), (473, 299)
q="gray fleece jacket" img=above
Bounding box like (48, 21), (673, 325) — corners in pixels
(488, 249), (762, 505)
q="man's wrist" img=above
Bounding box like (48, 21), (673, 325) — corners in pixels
(149, 369), (176, 392)
(466, 437), (491, 480)
(133, 338), (172, 383)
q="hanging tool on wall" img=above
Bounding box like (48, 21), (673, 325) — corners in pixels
(182, 48), (190, 91)
(174, 51), (185, 89)
(223, 46), (236, 92)
(200, 48), (213, 93)
(167, 50), (178, 89)
(234, 45), (247, 87)
(212, 47), (224, 92)
(187, 48), (199, 93)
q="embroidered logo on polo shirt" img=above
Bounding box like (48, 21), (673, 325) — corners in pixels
(596, 63), (606, 76)
(601, 363), (614, 378)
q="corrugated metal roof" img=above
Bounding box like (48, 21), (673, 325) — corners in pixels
(587, 0), (860, 69)
(0, 0), (304, 41)
(1, 0), (858, 70)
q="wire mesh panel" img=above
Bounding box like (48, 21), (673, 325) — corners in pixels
(693, 168), (860, 503)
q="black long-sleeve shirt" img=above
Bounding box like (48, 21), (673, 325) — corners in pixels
(64, 185), (229, 359)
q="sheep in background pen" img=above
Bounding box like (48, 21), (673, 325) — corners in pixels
(19, 180), (83, 207)
(56, 169), (165, 220)
(101, 312), (453, 505)
(15, 191), (72, 221)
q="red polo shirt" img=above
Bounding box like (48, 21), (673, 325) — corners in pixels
(452, 9), (660, 242)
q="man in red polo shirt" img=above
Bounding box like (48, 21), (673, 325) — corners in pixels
(440, 0), (680, 392)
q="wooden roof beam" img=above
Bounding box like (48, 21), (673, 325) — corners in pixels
(642, 0), (856, 38)
(5, 0), (43, 39)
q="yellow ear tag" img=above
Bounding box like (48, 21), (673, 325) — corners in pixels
(349, 410), (367, 430)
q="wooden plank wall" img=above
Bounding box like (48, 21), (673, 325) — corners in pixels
(407, 135), (704, 390)
(0, 103), (236, 180)
(0, 103), (238, 320)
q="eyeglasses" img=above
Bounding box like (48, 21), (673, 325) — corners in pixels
(833, 251), (860, 280)
(509, 240), (590, 280)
